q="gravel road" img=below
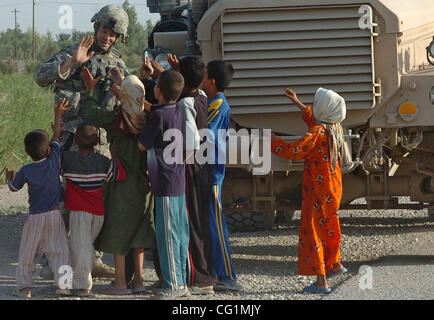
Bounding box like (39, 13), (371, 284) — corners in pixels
(0, 184), (433, 301)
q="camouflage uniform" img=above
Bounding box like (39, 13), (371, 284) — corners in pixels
(34, 44), (128, 150)
(35, 4), (129, 150)
(34, 5), (129, 278)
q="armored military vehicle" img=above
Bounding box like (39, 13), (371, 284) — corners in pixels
(145, 0), (434, 231)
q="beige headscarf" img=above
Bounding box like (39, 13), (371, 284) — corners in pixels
(313, 88), (347, 173)
(118, 75), (146, 135)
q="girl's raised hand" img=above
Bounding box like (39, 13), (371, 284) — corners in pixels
(284, 88), (307, 111)
(284, 88), (298, 103)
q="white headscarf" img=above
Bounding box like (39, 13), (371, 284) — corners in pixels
(313, 88), (347, 173)
(118, 75), (146, 135)
(313, 87), (346, 124)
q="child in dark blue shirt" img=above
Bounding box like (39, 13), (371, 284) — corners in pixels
(6, 99), (72, 298)
(138, 69), (190, 299)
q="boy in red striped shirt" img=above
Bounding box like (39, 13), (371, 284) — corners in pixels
(61, 123), (126, 296)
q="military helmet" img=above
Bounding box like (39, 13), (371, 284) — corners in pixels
(91, 5), (129, 42)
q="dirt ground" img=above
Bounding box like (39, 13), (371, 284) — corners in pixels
(0, 184), (160, 300)
(1, 184), (433, 301)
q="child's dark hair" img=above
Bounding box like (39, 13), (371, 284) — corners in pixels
(179, 56), (205, 89)
(74, 123), (98, 151)
(24, 129), (50, 161)
(157, 69), (185, 102)
(206, 60), (234, 92)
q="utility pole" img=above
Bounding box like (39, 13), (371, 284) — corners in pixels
(32, 0), (36, 61)
(11, 8), (20, 60)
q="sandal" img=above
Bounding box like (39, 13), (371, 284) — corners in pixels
(214, 279), (242, 292)
(131, 286), (149, 294)
(326, 267), (348, 278)
(56, 288), (73, 296)
(303, 283), (332, 294)
(12, 288), (31, 299)
(75, 289), (94, 297)
(152, 287), (190, 300)
(100, 282), (132, 295)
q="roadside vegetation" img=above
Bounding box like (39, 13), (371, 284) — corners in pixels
(0, 73), (54, 182)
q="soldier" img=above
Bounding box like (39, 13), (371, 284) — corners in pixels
(34, 4), (130, 279)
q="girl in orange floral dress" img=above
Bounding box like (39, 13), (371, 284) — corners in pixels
(271, 88), (348, 293)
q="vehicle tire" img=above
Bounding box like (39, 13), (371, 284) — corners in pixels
(275, 210), (296, 225)
(224, 211), (276, 233)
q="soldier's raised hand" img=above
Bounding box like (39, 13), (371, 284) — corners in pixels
(72, 36), (95, 67)
(82, 66), (101, 92)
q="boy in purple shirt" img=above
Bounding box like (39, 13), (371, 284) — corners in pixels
(138, 69), (190, 299)
(5, 99), (72, 298)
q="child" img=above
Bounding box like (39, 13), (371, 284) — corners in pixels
(270, 88), (347, 294)
(61, 123), (126, 296)
(138, 69), (190, 300)
(5, 99), (71, 298)
(81, 68), (155, 295)
(201, 60), (242, 291)
(173, 55), (215, 295)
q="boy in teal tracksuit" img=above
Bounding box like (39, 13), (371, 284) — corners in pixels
(202, 60), (242, 291)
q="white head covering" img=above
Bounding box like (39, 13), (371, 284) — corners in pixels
(313, 88), (347, 173)
(118, 75), (146, 135)
(313, 87), (346, 124)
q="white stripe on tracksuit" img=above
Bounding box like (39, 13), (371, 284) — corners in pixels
(155, 195), (189, 290)
(163, 197), (178, 289)
(16, 209), (71, 289)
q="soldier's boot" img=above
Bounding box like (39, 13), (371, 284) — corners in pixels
(91, 251), (115, 278)
(91, 261), (115, 278)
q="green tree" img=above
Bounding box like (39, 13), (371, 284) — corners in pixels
(116, 0), (154, 70)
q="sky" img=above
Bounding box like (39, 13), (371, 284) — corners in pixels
(0, 0), (160, 35)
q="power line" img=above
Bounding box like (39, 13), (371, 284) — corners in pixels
(11, 8), (20, 60)
(32, 0), (36, 60)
